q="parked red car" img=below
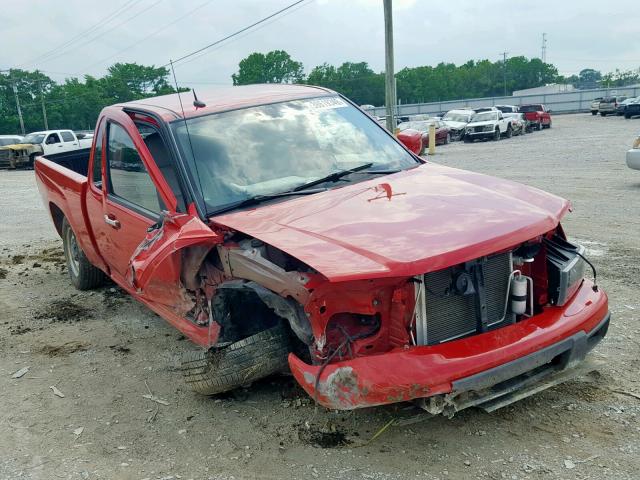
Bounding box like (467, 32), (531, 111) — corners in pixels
(520, 104), (552, 131)
(399, 119), (451, 151)
(395, 128), (423, 155)
(34, 85), (608, 414)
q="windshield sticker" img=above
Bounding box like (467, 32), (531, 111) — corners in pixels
(305, 97), (348, 110)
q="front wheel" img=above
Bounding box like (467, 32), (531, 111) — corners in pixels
(62, 218), (105, 290)
(444, 133), (450, 144)
(505, 125), (513, 138)
(591, 111), (597, 116)
(600, 112), (607, 117)
(493, 128), (500, 141)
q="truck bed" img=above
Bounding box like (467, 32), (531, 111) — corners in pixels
(42, 148), (91, 176)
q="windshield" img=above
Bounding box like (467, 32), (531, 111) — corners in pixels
(470, 112), (497, 122)
(519, 105), (542, 112)
(172, 95), (418, 215)
(442, 112), (471, 123)
(22, 133), (45, 144)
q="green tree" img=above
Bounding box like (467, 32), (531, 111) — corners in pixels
(232, 50), (304, 85)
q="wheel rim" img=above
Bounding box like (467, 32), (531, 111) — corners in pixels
(65, 228), (80, 277)
(446, 133), (450, 143)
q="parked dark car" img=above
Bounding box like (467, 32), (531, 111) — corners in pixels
(616, 97), (639, 116)
(624, 101), (640, 119)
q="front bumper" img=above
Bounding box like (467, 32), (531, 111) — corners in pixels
(290, 280), (608, 410)
(627, 149), (640, 170)
(465, 130), (495, 140)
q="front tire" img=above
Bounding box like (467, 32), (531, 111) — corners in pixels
(600, 112), (607, 117)
(505, 125), (513, 138)
(181, 323), (291, 396)
(62, 218), (105, 290)
(493, 128), (500, 141)
(444, 133), (450, 144)
(591, 111), (597, 116)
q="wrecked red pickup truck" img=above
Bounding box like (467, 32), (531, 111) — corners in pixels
(520, 104), (552, 131)
(34, 84), (609, 415)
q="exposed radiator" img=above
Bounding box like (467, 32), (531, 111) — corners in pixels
(415, 252), (514, 345)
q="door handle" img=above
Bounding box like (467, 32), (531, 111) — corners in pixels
(104, 215), (121, 229)
(57, 145), (63, 147)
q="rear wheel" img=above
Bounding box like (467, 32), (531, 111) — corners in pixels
(444, 133), (450, 144)
(591, 111), (597, 116)
(62, 218), (105, 290)
(600, 112), (607, 117)
(625, 113), (631, 119)
(181, 323), (291, 396)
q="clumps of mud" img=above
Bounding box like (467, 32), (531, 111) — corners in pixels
(34, 299), (92, 323)
(298, 422), (351, 448)
(0, 267), (7, 279)
(40, 341), (90, 356)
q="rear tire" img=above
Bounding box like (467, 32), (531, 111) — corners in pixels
(600, 112), (606, 117)
(625, 113), (631, 119)
(591, 111), (597, 116)
(181, 323), (291, 396)
(62, 218), (105, 290)
(444, 133), (450, 144)
(505, 125), (513, 138)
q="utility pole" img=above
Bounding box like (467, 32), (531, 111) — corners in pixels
(39, 82), (49, 130)
(501, 51), (508, 97)
(541, 33), (547, 63)
(383, 0), (396, 132)
(12, 83), (25, 135)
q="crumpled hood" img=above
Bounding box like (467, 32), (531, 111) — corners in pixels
(443, 120), (467, 130)
(211, 163), (570, 282)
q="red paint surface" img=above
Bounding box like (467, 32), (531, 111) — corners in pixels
(290, 280), (608, 409)
(212, 162), (570, 281)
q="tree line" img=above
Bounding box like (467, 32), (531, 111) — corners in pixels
(2, 53), (639, 134)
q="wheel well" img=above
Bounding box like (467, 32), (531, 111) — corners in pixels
(49, 203), (65, 237)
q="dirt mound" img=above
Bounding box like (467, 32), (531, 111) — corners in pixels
(39, 341), (90, 356)
(34, 299), (92, 323)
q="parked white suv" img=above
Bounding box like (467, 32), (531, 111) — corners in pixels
(464, 110), (511, 142)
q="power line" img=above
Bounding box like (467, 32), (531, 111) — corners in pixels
(78, 0), (216, 74)
(16, 0), (137, 68)
(165, 0), (310, 67)
(33, 0), (164, 67)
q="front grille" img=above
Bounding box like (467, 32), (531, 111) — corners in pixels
(415, 252), (514, 345)
(473, 126), (485, 132)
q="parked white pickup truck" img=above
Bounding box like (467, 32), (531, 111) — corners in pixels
(464, 110), (511, 142)
(0, 129), (92, 169)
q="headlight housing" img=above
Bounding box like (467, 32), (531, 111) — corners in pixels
(484, 125), (494, 132)
(544, 235), (586, 306)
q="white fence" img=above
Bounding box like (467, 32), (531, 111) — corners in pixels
(368, 86), (640, 117)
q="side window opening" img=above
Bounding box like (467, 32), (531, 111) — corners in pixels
(47, 133), (60, 144)
(61, 131), (75, 142)
(91, 125), (104, 186)
(136, 122), (186, 212)
(106, 122), (162, 215)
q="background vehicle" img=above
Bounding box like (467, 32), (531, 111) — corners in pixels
(590, 98), (603, 115)
(624, 101), (640, 119)
(0, 135), (23, 146)
(599, 96), (627, 116)
(34, 85), (608, 414)
(520, 104), (552, 130)
(396, 128), (423, 155)
(616, 97), (639, 116)
(502, 112), (526, 135)
(441, 109), (475, 140)
(627, 134), (640, 170)
(23, 129), (92, 156)
(495, 105), (519, 114)
(398, 119), (451, 151)
(464, 110), (511, 141)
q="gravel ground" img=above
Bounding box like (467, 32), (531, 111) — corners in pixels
(0, 113), (639, 480)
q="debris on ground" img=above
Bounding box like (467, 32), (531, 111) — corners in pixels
(298, 421), (351, 448)
(50, 385), (65, 398)
(11, 366), (30, 379)
(34, 299), (92, 323)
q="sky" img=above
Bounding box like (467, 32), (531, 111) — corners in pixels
(2, 0), (639, 87)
